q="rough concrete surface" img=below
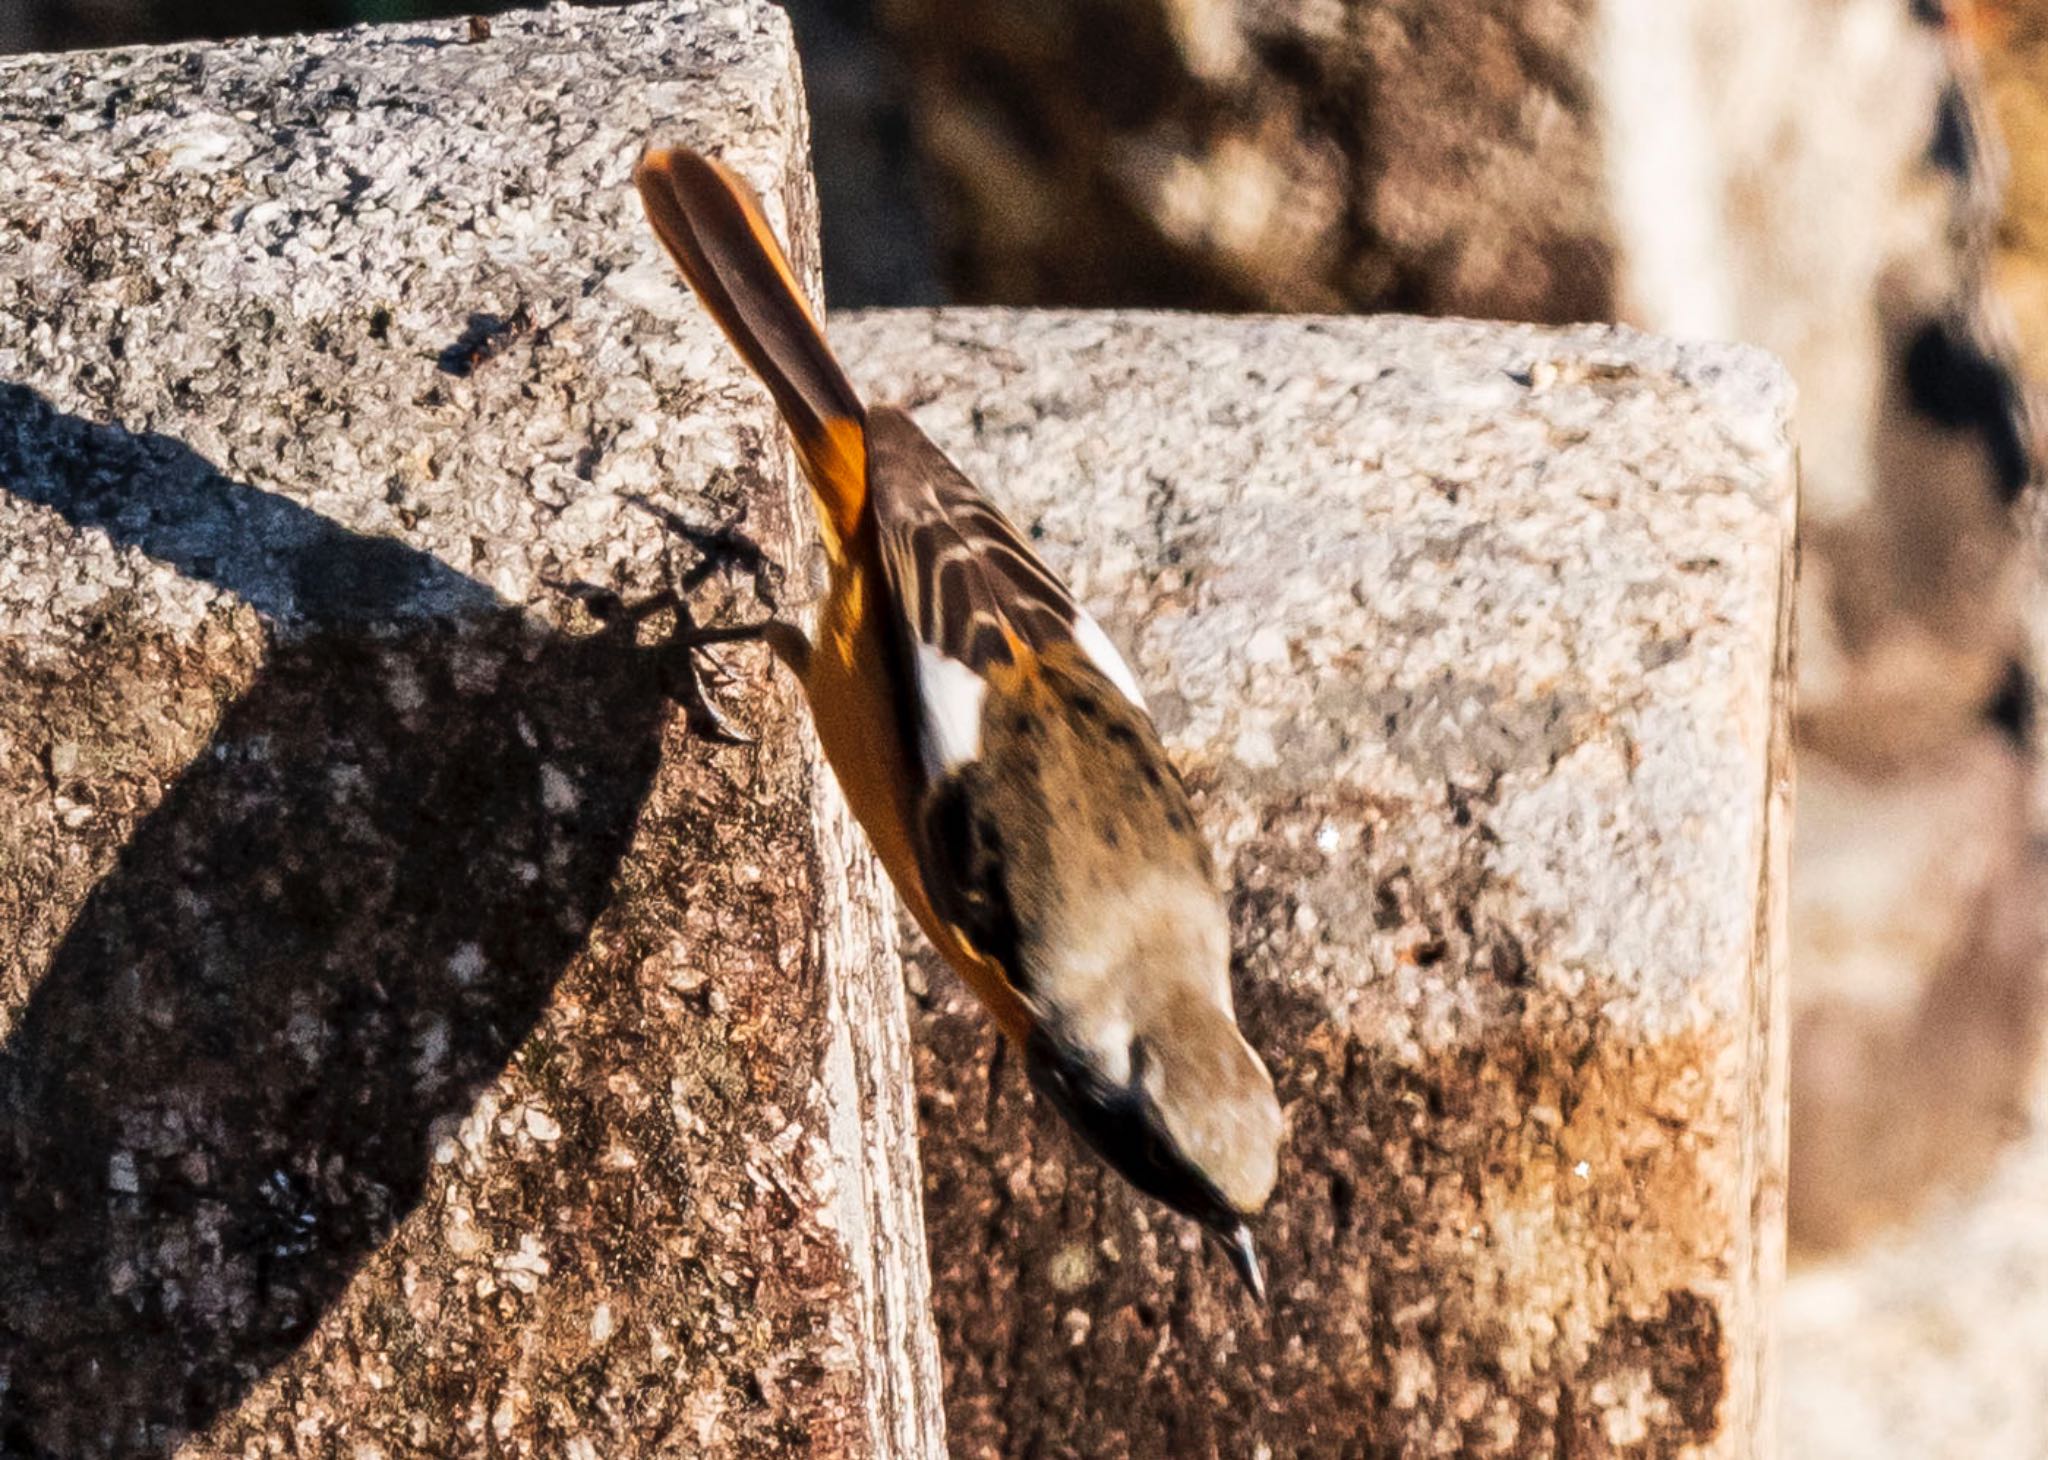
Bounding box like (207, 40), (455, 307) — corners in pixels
(0, 5), (943, 1457)
(858, 0), (2043, 1253)
(838, 310), (1794, 1459)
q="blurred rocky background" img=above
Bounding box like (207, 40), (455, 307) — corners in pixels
(1981, 0), (2048, 378)
(9, 0), (2048, 1450)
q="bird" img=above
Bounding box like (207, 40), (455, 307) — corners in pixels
(630, 145), (1283, 1300)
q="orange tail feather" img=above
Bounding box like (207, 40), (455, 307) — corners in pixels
(634, 146), (868, 547)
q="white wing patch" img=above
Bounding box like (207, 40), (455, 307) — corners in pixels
(1071, 610), (1149, 712)
(914, 642), (989, 777)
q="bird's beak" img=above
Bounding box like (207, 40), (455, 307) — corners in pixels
(1212, 1220), (1266, 1304)
(1022, 1027), (1273, 1302)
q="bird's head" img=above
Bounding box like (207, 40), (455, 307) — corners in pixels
(1024, 975), (1282, 1300)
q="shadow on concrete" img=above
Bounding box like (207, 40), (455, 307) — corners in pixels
(0, 386), (695, 1454)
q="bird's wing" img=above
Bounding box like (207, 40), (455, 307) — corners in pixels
(862, 405), (1148, 784)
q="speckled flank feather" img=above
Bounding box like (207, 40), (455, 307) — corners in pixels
(916, 644), (1216, 1001)
(919, 646), (1280, 1218)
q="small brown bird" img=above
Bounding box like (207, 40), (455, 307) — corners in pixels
(632, 146), (1283, 1298)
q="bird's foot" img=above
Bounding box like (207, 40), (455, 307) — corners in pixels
(541, 576), (770, 745)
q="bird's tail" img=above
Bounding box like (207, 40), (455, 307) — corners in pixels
(634, 146), (868, 548)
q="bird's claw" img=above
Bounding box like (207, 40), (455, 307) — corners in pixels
(663, 611), (771, 746)
(541, 576), (765, 746)
(676, 663), (756, 747)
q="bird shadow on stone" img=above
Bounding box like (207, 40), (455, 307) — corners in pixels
(0, 386), (721, 1455)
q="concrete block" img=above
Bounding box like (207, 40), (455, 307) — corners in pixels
(0, 6), (942, 1456)
(839, 309), (1794, 1459)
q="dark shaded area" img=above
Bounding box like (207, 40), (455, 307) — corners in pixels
(1987, 654), (2036, 750)
(9, 0), (383, 53)
(1929, 78), (1976, 178)
(776, 0), (944, 307)
(1901, 315), (2036, 504)
(0, 392), (699, 1454)
(873, 0), (1617, 319)
(873, 0), (1260, 311)
(5, 0), (495, 55)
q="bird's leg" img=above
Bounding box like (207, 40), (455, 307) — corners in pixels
(541, 577), (783, 745)
(986, 1028), (1008, 1096)
(653, 597), (815, 745)
(553, 498), (812, 742)
(659, 607), (773, 746)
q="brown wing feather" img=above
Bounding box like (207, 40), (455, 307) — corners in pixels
(864, 406), (1081, 677)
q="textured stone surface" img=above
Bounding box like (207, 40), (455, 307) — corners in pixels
(873, 0), (2031, 755)
(863, 0), (2043, 1247)
(838, 309), (1793, 1459)
(0, 6), (943, 1457)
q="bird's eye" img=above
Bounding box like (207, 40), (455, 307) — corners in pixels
(1141, 1124), (1171, 1168)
